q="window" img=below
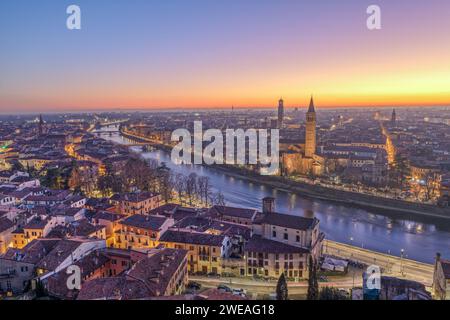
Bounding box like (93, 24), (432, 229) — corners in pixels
(296, 235), (300, 242)
(272, 231), (277, 238)
(284, 233), (288, 240)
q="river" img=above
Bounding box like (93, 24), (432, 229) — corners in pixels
(96, 128), (450, 263)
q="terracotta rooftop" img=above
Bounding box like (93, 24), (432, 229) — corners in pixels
(256, 212), (318, 230)
(160, 230), (226, 247)
(77, 277), (150, 300)
(244, 235), (310, 254)
(36, 239), (85, 271)
(209, 205), (257, 220)
(47, 250), (110, 299)
(119, 214), (169, 230)
(2, 239), (60, 264)
(0, 217), (14, 233)
(126, 248), (188, 296)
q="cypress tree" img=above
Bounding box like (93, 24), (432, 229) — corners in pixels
(307, 255), (319, 300)
(276, 272), (288, 300)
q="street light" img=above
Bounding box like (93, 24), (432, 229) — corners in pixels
(349, 237), (356, 288)
(400, 249), (405, 276)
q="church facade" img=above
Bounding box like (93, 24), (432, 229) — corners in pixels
(280, 97), (324, 177)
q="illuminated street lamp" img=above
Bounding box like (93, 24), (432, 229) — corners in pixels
(400, 249), (405, 276)
(349, 237), (356, 288)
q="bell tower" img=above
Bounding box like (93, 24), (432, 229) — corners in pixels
(277, 98), (284, 128)
(305, 96), (316, 158)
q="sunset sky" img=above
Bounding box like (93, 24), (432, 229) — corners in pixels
(1, 0), (450, 112)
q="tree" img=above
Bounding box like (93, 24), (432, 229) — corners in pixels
(276, 273), (288, 300)
(213, 191), (226, 207)
(197, 176), (212, 206)
(307, 256), (319, 300)
(174, 173), (186, 205)
(185, 173), (198, 206)
(42, 167), (60, 189)
(34, 279), (47, 298)
(121, 157), (152, 192)
(98, 162), (123, 196)
(319, 287), (349, 300)
(158, 170), (174, 203)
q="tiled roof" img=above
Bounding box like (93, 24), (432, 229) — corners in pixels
(3, 239), (60, 264)
(160, 230), (226, 247)
(119, 214), (168, 231)
(47, 251), (110, 299)
(68, 219), (105, 237)
(244, 235), (310, 254)
(173, 216), (251, 239)
(36, 239), (84, 271)
(24, 217), (49, 230)
(93, 211), (123, 222)
(257, 212), (318, 230)
(126, 248), (188, 295)
(209, 206), (257, 220)
(0, 217), (14, 233)
(149, 204), (200, 222)
(77, 277), (150, 300)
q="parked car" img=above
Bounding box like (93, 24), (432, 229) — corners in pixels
(217, 284), (232, 293)
(232, 288), (247, 296)
(187, 281), (201, 291)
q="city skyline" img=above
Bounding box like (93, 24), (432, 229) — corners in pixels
(1, 0), (450, 112)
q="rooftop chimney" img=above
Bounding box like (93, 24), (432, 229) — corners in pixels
(262, 197), (275, 214)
